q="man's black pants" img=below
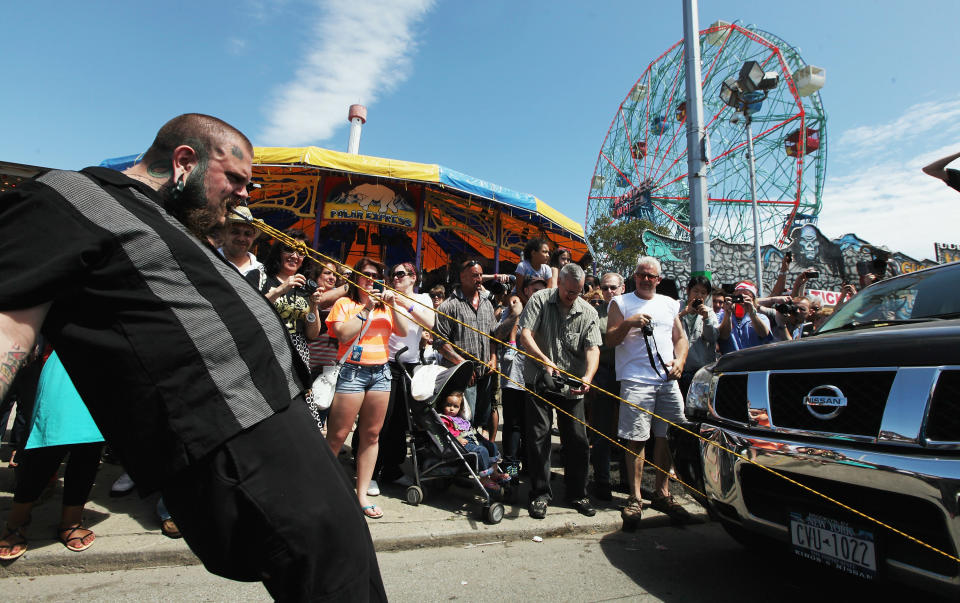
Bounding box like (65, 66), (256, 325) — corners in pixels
(162, 400), (387, 602)
(524, 391), (589, 503)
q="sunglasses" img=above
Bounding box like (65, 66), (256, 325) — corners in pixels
(281, 247), (305, 258)
(635, 272), (660, 280)
(360, 271), (381, 279)
(430, 293), (444, 299)
(392, 270), (411, 279)
(599, 285), (620, 291)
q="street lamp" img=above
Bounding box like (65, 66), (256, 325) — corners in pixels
(719, 61), (779, 296)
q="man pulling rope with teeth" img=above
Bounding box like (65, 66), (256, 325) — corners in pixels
(0, 114), (385, 602)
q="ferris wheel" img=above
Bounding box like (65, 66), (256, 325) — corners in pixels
(586, 21), (827, 254)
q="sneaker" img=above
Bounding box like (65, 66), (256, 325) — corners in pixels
(529, 497), (548, 519)
(481, 477), (501, 493)
(504, 463), (519, 478)
(366, 480), (380, 497)
(110, 473), (135, 498)
(569, 497), (597, 517)
(593, 481), (613, 502)
(160, 519), (182, 539)
(649, 495), (693, 524)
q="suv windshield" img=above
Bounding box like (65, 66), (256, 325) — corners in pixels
(819, 264), (960, 333)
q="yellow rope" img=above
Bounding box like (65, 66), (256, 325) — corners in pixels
(246, 216), (960, 565)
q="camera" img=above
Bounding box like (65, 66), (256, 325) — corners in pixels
(731, 294), (745, 304)
(807, 271), (819, 279)
(641, 323), (654, 336)
(774, 301), (799, 315)
(537, 371), (578, 394)
(692, 299), (703, 308)
(373, 279), (384, 293)
(297, 279), (319, 295)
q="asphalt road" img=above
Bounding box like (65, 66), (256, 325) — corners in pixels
(2, 521), (946, 602)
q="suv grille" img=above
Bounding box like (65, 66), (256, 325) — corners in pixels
(714, 374), (749, 423)
(926, 370), (960, 442)
(740, 465), (959, 578)
(768, 372), (895, 437)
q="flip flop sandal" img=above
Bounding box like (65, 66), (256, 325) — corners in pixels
(0, 525), (28, 561)
(58, 525), (95, 552)
(360, 504), (384, 519)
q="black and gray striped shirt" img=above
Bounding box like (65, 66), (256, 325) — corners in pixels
(0, 167), (307, 491)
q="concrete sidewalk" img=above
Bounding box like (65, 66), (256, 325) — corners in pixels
(0, 448), (705, 578)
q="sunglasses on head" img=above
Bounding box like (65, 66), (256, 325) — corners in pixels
(461, 260), (481, 271)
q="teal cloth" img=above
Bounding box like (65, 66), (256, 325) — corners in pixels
(25, 351), (103, 449)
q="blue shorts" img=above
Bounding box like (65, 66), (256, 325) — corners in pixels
(335, 363), (392, 394)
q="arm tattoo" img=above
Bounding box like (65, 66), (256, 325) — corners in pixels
(231, 146), (244, 160)
(0, 344), (29, 402)
(147, 160), (172, 178)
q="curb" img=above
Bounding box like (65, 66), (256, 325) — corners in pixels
(0, 509), (709, 578)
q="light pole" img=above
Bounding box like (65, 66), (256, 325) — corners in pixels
(719, 61), (779, 296)
(682, 0), (710, 280)
(745, 115), (762, 296)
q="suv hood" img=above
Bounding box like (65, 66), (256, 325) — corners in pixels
(715, 318), (960, 372)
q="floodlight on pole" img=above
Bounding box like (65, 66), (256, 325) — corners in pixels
(720, 77), (740, 108)
(738, 61), (765, 93)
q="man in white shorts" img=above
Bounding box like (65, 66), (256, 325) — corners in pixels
(606, 257), (691, 528)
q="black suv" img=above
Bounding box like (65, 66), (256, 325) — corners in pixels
(671, 261), (960, 593)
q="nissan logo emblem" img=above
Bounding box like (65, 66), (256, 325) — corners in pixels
(802, 385), (847, 420)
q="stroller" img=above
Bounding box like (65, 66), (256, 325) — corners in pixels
(397, 359), (513, 524)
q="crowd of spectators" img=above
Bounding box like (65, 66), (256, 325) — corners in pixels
(1, 214), (854, 554)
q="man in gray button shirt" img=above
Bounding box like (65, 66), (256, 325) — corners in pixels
(519, 263), (601, 519)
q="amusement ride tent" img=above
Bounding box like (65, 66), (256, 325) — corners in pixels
(101, 147), (587, 277)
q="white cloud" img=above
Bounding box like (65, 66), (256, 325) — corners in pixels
(228, 37), (247, 55)
(834, 95), (960, 161)
(820, 147), (959, 262)
(259, 0), (435, 146)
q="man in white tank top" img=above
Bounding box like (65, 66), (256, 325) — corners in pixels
(606, 257), (691, 528)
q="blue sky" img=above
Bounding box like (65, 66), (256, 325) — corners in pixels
(1, 1), (957, 261)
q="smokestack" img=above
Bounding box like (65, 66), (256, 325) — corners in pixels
(347, 104), (367, 154)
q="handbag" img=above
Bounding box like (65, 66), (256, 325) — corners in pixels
(309, 311), (373, 414)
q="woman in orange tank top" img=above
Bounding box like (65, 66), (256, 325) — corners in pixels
(325, 257), (408, 519)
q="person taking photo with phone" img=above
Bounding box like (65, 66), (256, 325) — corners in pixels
(718, 281), (773, 353)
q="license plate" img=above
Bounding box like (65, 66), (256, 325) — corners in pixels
(790, 511), (877, 579)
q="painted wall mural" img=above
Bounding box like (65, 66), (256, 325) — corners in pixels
(643, 224), (938, 303)
(325, 181), (417, 228)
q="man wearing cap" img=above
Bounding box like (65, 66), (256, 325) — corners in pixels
(218, 206), (263, 275)
(718, 281), (772, 353)
(606, 257), (690, 527)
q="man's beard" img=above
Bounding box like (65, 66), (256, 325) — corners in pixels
(162, 166), (225, 240)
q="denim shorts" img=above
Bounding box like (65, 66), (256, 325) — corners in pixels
(335, 363), (392, 394)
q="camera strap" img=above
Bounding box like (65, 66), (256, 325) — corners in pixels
(642, 330), (670, 378)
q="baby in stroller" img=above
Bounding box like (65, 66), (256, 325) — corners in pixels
(438, 390), (511, 491)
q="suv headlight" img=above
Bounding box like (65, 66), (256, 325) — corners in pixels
(685, 362), (717, 420)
